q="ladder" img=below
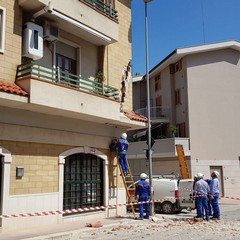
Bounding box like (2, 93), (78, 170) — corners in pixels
(117, 155), (136, 214)
(176, 144), (190, 179)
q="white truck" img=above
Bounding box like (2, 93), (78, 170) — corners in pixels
(152, 178), (194, 214)
(130, 178), (194, 214)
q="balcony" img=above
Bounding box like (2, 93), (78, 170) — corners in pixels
(16, 61), (119, 100)
(135, 106), (170, 123)
(15, 61), (125, 125)
(81, 0), (118, 21)
(18, 0), (119, 45)
(127, 138), (190, 159)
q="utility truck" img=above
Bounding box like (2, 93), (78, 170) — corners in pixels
(152, 177), (194, 214)
(130, 177), (194, 214)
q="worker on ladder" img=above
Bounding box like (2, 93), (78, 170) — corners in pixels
(116, 133), (129, 176)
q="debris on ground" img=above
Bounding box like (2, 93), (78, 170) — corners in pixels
(85, 221), (103, 228)
(151, 216), (163, 222)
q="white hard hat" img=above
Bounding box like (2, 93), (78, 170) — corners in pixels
(196, 173), (204, 178)
(213, 171), (220, 176)
(121, 133), (127, 139)
(140, 173), (147, 179)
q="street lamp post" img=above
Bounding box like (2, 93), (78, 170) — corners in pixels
(144, 0), (154, 216)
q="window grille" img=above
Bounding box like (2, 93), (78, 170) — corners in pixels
(63, 153), (103, 214)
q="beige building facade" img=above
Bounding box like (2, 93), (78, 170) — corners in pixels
(129, 41), (240, 198)
(0, 0), (146, 231)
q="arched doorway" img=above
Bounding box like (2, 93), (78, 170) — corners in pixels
(63, 153), (104, 212)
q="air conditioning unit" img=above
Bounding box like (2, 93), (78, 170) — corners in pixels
(22, 22), (43, 60)
(43, 21), (59, 42)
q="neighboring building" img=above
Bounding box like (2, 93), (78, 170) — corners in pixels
(128, 40), (240, 198)
(0, 0), (146, 231)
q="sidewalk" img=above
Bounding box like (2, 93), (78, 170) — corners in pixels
(0, 214), (140, 240)
(0, 198), (239, 240)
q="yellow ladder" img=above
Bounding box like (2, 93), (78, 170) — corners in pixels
(117, 155), (136, 214)
(176, 144), (190, 179)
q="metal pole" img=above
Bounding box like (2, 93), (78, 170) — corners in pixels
(144, 0), (154, 216)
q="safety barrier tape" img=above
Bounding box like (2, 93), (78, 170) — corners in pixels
(0, 196), (191, 219)
(222, 196), (240, 200)
(0, 194), (239, 218)
(1, 176), (238, 219)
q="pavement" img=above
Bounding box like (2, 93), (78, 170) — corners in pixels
(0, 197), (239, 240)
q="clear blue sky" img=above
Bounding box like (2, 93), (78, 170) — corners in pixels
(131, 0), (240, 75)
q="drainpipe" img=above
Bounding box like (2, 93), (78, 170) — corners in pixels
(32, 1), (53, 21)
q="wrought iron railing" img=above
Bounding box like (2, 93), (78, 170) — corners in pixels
(82, 0), (118, 21)
(16, 61), (119, 100)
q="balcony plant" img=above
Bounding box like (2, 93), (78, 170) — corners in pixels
(168, 124), (177, 137)
(93, 70), (105, 94)
(96, 70), (105, 84)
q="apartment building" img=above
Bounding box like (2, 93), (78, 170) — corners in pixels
(0, 0), (147, 230)
(128, 40), (240, 198)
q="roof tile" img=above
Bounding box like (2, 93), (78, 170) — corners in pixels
(124, 111), (148, 122)
(0, 81), (28, 96)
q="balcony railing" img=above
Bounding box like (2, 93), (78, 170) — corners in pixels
(135, 106), (170, 122)
(127, 138), (190, 159)
(81, 0), (118, 21)
(16, 61), (119, 100)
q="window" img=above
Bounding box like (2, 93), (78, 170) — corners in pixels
(175, 60), (182, 72)
(56, 54), (76, 75)
(169, 60), (182, 74)
(56, 53), (77, 86)
(155, 74), (161, 91)
(0, 7), (6, 53)
(63, 153), (103, 213)
(175, 89), (181, 105)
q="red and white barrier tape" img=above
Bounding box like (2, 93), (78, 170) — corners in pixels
(0, 195), (239, 218)
(0, 198), (180, 218)
(222, 196), (240, 200)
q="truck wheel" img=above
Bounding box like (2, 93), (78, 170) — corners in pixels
(161, 202), (174, 214)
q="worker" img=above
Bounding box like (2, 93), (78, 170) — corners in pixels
(193, 175), (198, 214)
(194, 172), (210, 221)
(135, 173), (151, 220)
(116, 133), (129, 175)
(204, 178), (213, 216)
(209, 171), (221, 220)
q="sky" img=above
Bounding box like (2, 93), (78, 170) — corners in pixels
(131, 0), (240, 75)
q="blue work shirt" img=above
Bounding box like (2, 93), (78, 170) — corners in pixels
(209, 178), (219, 196)
(117, 138), (129, 155)
(135, 179), (151, 197)
(194, 179), (210, 195)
